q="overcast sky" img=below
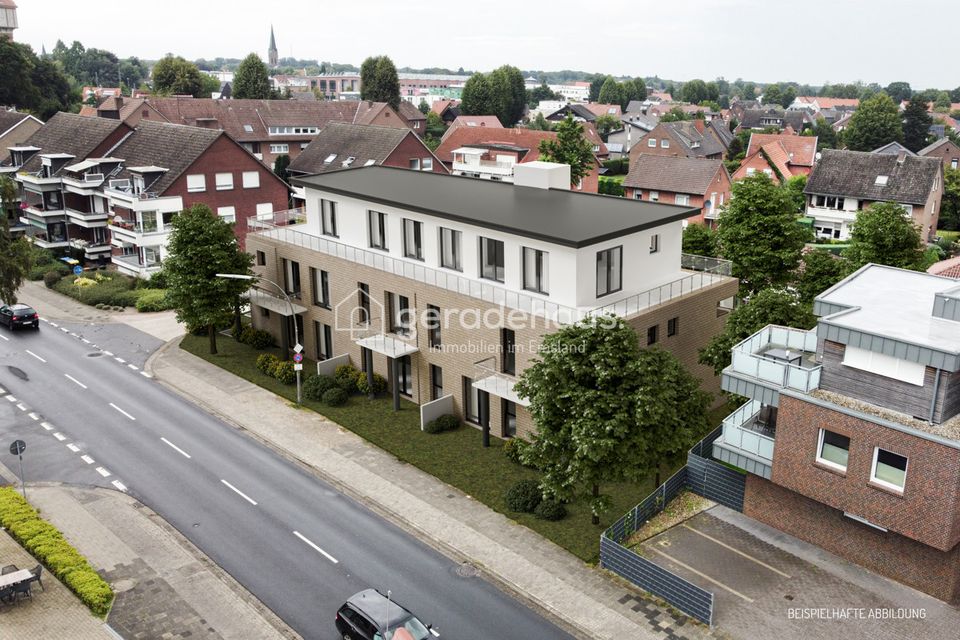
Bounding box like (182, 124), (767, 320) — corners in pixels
(15, 0), (953, 89)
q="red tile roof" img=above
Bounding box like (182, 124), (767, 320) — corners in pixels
(796, 96), (860, 109)
(584, 103), (622, 118)
(745, 133), (817, 167)
(440, 115), (504, 142)
(434, 127), (557, 164)
(927, 255), (960, 279)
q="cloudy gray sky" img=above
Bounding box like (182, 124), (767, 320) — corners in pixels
(15, 0), (954, 89)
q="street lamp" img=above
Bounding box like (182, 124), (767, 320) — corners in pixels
(217, 273), (302, 405)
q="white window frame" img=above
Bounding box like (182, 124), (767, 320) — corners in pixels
(870, 447), (908, 493)
(649, 234), (660, 254)
(422, 157), (433, 171)
(215, 172), (234, 191)
(186, 174), (205, 193)
(402, 218), (423, 260)
(649, 190), (659, 202)
(255, 203), (273, 221)
(816, 428), (849, 472)
(409, 158), (421, 170)
(522, 247), (549, 295)
(842, 345), (925, 386)
(439, 227), (462, 271)
(217, 206), (236, 223)
(675, 194), (691, 206)
(647, 138), (657, 148)
(242, 171), (260, 189)
(270, 143), (289, 154)
(321, 199), (338, 237)
(368, 210), (388, 250)
(661, 139), (670, 148)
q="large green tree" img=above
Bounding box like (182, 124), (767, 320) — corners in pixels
(843, 202), (927, 271)
(682, 223), (718, 257)
(460, 72), (492, 116)
(843, 93), (903, 151)
(699, 289), (817, 376)
(152, 55), (204, 97)
(716, 174), (812, 293)
(538, 115), (595, 187)
(0, 176), (32, 305)
(884, 82), (912, 104)
(803, 116), (838, 151)
(902, 97), (933, 152)
(232, 53), (271, 99)
(359, 55), (400, 110)
(488, 65), (526, 126)
(0, 38), (74, 118)
(796, 249), (848, 304)
(516, 316), (709, 524)
(165, 205), (253, 354)
(940, 167), (960, 231)
(598, 76), (624, 106)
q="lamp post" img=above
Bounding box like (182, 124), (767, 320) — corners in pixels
(217, 273), (302, 405)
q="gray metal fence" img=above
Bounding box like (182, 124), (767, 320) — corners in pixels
(688, 426), (747, 512)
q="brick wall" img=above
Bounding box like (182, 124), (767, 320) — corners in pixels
(745, 474), (960, 604)
(384, 134), (449, 173)
(769, 394), (960, 551)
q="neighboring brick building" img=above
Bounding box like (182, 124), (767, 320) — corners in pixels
(245, 164), (737, 442)
(624, 155), (731, 226)
(0, 110), (42, 164)
(630, 120), (732, 164)
(918, 137), (960, 171)
(714, 264), (960, 604)
(731, 133), (818, 183)
(440, 115), (504, 143)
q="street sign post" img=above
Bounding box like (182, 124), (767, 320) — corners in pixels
(73, 265), (83, 276)
(9, 440), (26, 499)
(293, 343), (303, 354)
(294, 363), (303, 371)
(292, 353), (303, 364)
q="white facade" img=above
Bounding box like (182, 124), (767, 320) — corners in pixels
(548, 85), (589, 102)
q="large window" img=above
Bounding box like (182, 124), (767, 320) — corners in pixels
(186, 174), (205, 192)
(386, 293), (411, 336)
(813, 195), (846, 210)
(426, 304), (441, 348)
(314, 321), (332, 361)
(310, 268), (330, 308)
(501, 328), (516, 376)
(242, 171), (260, 189)
(402, 218), (423, 260)
(321, 200), (338, 237)
(463, 377), (480, 424)
(217, 206), (236, 223)
(440, 228), (462, 271)
(282, 259), (301, 297)
(647, 325), (658, 346)
(215, 172), (234, 190)
(480, 237), (505, 282)
(816, 429), (850, 472)
(871, 448), (907, 492)
(368, 210), (388, 250)
(397, 355), (413, 396)
(357, 283), (370, 325)
(842, 346), (925, 386)
(649, 234), (660, 254)
(675, 194), (690, 206)
(596, 246), (622, 297)
(431, 365), (443, 400)
(522, 247), (549, 295)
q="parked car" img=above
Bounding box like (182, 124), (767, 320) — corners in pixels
(0, 304), (39, 330)
(336, 589), (438, 640)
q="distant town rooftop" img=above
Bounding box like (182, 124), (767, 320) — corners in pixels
(291, 166), (696, 248)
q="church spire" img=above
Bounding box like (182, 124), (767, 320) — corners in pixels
(268, 25), (278, 67)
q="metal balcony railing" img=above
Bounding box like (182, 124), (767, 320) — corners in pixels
(728, 325), (821, 393)
(720, 399), (775, 463)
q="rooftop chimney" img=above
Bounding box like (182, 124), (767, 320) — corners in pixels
(897, 150), (907, 165)
(693, 119), (705, 133)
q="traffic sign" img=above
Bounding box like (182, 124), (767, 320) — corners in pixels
(293, 343), (303, 354)
(9, 440), (25, 456)
(294, 363), (303, 371)
(73, 265), (83, 276)
(292, 353), (303, 363)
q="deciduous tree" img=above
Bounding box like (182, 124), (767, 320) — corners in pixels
(232, 53), (271, 99)
(359, 55), (400, 109)
(682, 79), (708, 105)
(843, 93), (903, 151)
(939, 167), (960, 231)
(538, 115), (595, 187)
(152, 55), (204, 97)
(884, 82), (912, 104)
(597, 76), (623, 107)
(796, 249), (847, 304)
(0, 176), (32, 305)
(682, 223), (718, 257)
(843, 202), (927, 271)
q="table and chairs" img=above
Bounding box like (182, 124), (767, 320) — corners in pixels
(0, 563), (43, 606)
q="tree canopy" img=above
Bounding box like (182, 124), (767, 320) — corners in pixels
(164, 205), (253, 354)
(359, 55), (400, 110)
(232, 53), (271, 99)
(843, 202), (927, 271)
(843, 92), (903, 151)
(902, 97), (933, 152)
(682, 223), (718, 257)
(516, 316), (709, 524)
(796, 249), (847, 304)
(152, 55), (205, 97)
(460, 66), (526, 127)
(0, 176), (32, 305)
(0, 38), (75, 118)
(940, 167), (960, 231)
(538, 115), (595, 186)
(884, 82), (912, 104)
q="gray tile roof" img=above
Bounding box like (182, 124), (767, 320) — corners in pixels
(917, 137), (954, 156)
(872, 141), (915, 156)
(0, 110), (35, 136)
(624, 154), (725, 194)
(666, 121), (728, 157)
(291, 166), (696, 248)
(288, 122), (413, 175)
(15, 112), (128, 174)
(804, 149), (941, 205)
(110, 120), (223, 194)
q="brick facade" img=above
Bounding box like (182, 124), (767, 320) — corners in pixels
(623, 168), (730, 227)
(383, 135), (448, 173)
(920, 139), (960, 172)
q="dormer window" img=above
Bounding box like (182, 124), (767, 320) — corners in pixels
(875, 175), (889, 185)
(324, 153), (337, 164)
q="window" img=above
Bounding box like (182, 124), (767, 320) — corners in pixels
(501, 328), (516, 375)
(255, 203), (273, 221)
(480, 237), (505, 282)
(186, 174), (205, 192)
(282, 259), (301, 297)
(402, 218), (423, 260)
(426, 304), (441, 348)
(647, 325), (658, 345)
(430, 365), (443, 400)
(368, 210), (388, 250)
(952, 158), (958, 170)
(217, 206), (236, 223)
(387, 293), (411, 335)
(422, 158), (433, 171)
(522, 247), (549, 294)
(813, 195), (846, 210)
(314, 321), (332, 361)
(875, 175), (889, 186)
(675, 194), (690, 206)
(357, 283), (370, 324)
(842, 345), (925, 386)
(409, 158), (421, 170)
(871, 448), (907, 492)
(463, 377), (480, 424)
(255, 250), (266, 266)
(667, 317), (678, 337)
(649, 234), (660, 253)
(596, 246), (622, 297)
(323, 154), (337, 164)
(649, 191), (659, 202)
(321, 200), (338, 237)
(816, 429), (850, 472)
(242, 171), (260, 189)
(243, 124), (254, 133)
(633, 191), (643, 200)
(502, 400), (517, 437)
(270, 144), (289, 154)
(215, 173), (234, 190)
(310, 268), (330, 307)
(440, 228), (461, 270)
(661, 139), (670, 148)
(397, 355), (413, 396)
(647, 138), (657, 147)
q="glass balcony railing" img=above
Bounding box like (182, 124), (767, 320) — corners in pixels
(719, 399), (775, 463)
(727, 325), (821, 393)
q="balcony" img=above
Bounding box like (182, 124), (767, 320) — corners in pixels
(65, 207), (109, 227)
(451, 156), (517, 178)
(112, 253), (162, 277)
(721, 325), (821, 406)
(62, 173), (106, 192)
(712, 399), (775, 479)
(69, 238), (111, 257)
(108, 220), (173, 246)
(472, 357), (530, 407)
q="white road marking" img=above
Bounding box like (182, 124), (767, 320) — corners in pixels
(59, 327), (69, 333)
(102, 350), (114, 356)
(41, 421), (54, 431)
(646, 547), (755, 603)
(66, 444), (80, 453)
(140, 371), (153, 379)
(49, 322), (58, 328)
(160, 437), (191, 459)
(0, 334), (8, 341)
(109, 403), (136, 421)
(95, 467), (111, 477)
(293, 531), (339, 564)
(681, 524), (793, 578)
(0, 387), (4, 394)
(80, 338), (90, 344)
(80, 455), (94, 464)
(127, 364), (139, 371)
(5, 395), (17, 402)
(53, 432), (66, 441)
(70, 333), (79, 338)
(25, 349), (46, 363)
(16, 403), (27, 411)
(221, 479), (257, 506)
(28, 412), (38, 421)
(114, 357), (126, 364)
(64, 374), (87, 389)
(112, 480), (127, 492)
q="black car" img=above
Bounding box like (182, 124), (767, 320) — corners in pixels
(0, 304), (39, 330)
(336, 589), (438, 640)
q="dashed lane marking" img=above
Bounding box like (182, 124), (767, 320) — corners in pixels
(25, 349), (46, 363)
(66, 444), (80, 453)
(28, 412), (38, 421)
(95, 467), (111, 478)
(293, 531), (339, 564)
(40, 422), (54, 431)
(127, 364), (139, 371)
(161, 437), (191, 459)
(80, 455), (94, 464)
(109, 403), (136, 421)
(53, 432), (67, 441)
(64, 374), (88, 389)
(112, 480), (127, 492)
(221, 479), (257, 506)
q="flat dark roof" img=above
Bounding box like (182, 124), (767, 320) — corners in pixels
(291, 166), (696, 248)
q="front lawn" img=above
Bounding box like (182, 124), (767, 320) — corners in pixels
(181, 334), (726, 563)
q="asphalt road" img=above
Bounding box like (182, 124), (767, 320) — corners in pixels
(0, 321), (574, 640)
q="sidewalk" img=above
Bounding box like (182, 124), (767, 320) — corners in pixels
(148, 337), (713, 640)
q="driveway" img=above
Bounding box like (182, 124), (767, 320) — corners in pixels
(640, 506), (959, 640)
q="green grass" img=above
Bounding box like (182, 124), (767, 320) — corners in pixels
(604, 174), (625, 184)
(181, 334), (687, 563)
(938, 230), (960, 244)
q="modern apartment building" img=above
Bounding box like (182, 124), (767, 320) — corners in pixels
(714, 264), (960, 603)
(245, 163), (738, 441)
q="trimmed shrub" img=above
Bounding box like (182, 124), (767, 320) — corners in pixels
(247, 329), (274, 350)
(304, 374), (339, 401)
(135, 289), (172, 312)
(533, 499), (567, 521)
(502, 438), (528, 465)
(273, 360), (296, 384)
(43, 270), (64, 288)
(424, 414), (460, 434)
(256, 353), (279, 375)
(356, 371), (388, 396)
(505, 479), (543, 513)
(334, 364), (360, 393)
(321, 387), (349, 406)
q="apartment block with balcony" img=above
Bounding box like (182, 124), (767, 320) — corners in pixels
(713, 264), (960, 604)
(245, 163), (738, 443)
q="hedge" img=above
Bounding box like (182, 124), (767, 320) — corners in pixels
(134, 289), (174, 312)
(0, 487), (114, 617)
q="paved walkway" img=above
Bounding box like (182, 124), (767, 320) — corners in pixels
(147, 338), (713, 640)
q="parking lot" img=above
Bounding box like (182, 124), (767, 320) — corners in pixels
(640, 506), (960, 640)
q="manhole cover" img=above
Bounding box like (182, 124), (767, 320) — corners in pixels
(86, 352), (104, 358)
(455, 562), (479, 578)
(6, 366), (27, 380)
(784, 594), (794, 601)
